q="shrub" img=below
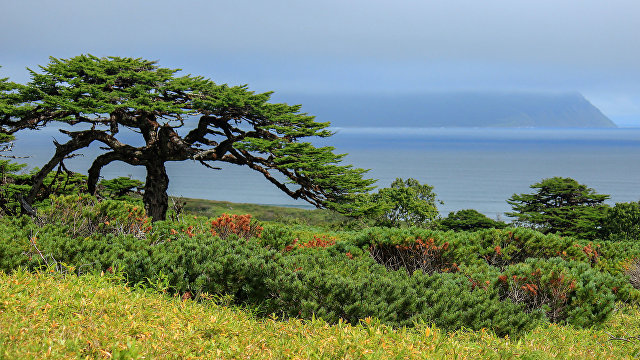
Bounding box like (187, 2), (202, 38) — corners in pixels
(626, 258), (640, 290)
(284, 235), (337, 251)
(37, 194), (150, 239)
(494, 258), (627, 326)
(121, 231), (281, 303)
(268, 250), (542, 336)
(210, 213), (263, 240)
(369, 237), (455, 274)
(599, 201), (640, 242)
(96, 176), (143, 201)
(438, 209), (507, 231)
(355, 227), (594, 269)
(2, 196), (637, 337)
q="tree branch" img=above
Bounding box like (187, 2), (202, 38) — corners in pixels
(87, 151), (132, 194)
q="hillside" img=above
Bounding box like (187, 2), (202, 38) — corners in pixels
(275, 92), (616, 128)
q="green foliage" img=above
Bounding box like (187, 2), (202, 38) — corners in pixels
(439, 209), (507, 231)
(180, 197), (348, 227)
(38, 166), (88, 199)
(6, 272), (640, 359)
(0, 72), (24, 118)
(37, 194), (150, 239)
(2, 55), (375, 221)
(2, 195), (639, 338)
(0, 155), (29, 216)
(0, 132), (15, 151)
(494, 258), (627, 326)
(352, 226), (581, 268)
(0, 138), (87, 216)
(506, 177), (609, 239)
(599, 201), (640, 242)
(364, 178), (441, 228)
(269, 253), (542, 336)
(97, 176), (143, 201)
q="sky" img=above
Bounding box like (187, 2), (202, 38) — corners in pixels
(2, 0), (639, 126)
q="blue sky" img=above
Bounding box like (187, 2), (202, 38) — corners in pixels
(2, 0), (639, 125)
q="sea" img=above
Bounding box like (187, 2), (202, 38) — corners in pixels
(9, 126), (640, 220)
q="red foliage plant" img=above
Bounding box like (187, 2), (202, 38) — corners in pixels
(285, 235), (337, 251)
(496, 268), (576, 322)
(210, 213), (263, 240)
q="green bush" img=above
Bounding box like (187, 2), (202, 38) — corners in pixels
(2, 195), (637, 338)
(599, 201), (640, 242)
(438, 209), (507, 231)
(493, 258), (630, 326)
(272, 251), (543, 336)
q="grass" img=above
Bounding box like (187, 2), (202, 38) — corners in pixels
(2, 270), (640, 359)
(176, 197), (349, 227)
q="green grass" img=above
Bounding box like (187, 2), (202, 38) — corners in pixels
(177, 197), (349, 226)
(3, 270), (640, 359)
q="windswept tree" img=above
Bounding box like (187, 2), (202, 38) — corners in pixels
(0, 55), (375, 220)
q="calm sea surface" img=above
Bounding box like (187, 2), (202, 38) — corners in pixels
(11, 127), (640, 219)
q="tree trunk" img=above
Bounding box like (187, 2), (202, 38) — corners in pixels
(143, 160), (169, 222)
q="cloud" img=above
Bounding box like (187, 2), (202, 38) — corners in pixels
(3, 0), (639, 65)
(1, 0), (639, 122)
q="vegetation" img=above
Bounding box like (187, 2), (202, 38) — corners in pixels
(439, 209), (507, 231)
(179, 197), (348, 226)
(0, 55), (374, 220)
(3, 270), (640, 359)
(364, 177), (441, 228)
(2, 56), (640, 358)
(0, 133), (88, 216)
(1, 194), (639, 340)
(507, 177), (609, 238)
(600, 201), (640, 242)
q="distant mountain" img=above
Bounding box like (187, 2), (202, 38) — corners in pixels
(274, 92), (616, 128)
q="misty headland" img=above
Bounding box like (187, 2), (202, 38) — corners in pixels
(275, 91), (616, 128)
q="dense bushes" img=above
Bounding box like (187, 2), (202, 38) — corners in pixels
(354, 226), (640, 273)
(2, 195), (639, 337)
(270, 251), (542, 335)
(493, 258), (627, 326)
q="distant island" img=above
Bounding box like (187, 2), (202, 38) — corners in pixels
(276, 92), (616, 128)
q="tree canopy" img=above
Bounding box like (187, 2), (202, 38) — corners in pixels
(598, 201), (640, 241)
(0, 55), (375, 220)
(365, 178), (441, 228)
(506, 177), (609, 238)
(438, 209), (507, 232)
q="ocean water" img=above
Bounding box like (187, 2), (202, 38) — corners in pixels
(10, 127), (640, 219)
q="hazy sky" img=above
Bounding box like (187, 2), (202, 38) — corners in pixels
(2, 0), (639, 125)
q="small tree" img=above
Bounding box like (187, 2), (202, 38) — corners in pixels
(1, 55), (375, 220)
(368, 178), (441, 228)
(598, 201), (640, 241)
(439, 209), (507, 231)
(506, 177), (609, 238)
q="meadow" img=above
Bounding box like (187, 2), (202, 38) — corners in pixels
(2, 270), (640, 359)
